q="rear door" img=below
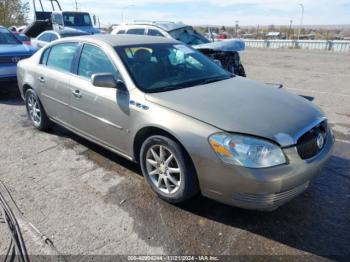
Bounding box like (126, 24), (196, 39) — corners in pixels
(38, 42), (79, 126)
(69, 43), (131, 154)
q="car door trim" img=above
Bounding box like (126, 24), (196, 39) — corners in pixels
(70, 105), (123, 130)
(42, 93), (69, 106)
(43, 94), (123, 130)
(49, 117), (133, 161)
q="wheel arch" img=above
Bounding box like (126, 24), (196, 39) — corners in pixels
(133, 126), (197, 174)
(22, 83), (33, 97)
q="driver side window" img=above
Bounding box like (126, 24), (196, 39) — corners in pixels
(78, 44), (118, 79)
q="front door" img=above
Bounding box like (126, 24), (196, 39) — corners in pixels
(69, 44), (131, 154)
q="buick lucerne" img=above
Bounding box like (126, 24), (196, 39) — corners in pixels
(17, 35), (334, 210)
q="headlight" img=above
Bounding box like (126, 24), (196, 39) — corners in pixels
(209, 133), (286, 168)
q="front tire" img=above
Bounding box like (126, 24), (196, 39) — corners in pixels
(25, 89), (52, 131)
(140, 135), (199, 203)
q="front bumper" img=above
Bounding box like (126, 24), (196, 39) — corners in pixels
(0, 64), (17, 81)
(196, 129), (334, 211)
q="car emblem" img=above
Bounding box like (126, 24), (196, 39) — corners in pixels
(316, 133), (325, 149)
(12, 57), (21, 63)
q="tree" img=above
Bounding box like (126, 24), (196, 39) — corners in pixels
(0, 0), (30, 27)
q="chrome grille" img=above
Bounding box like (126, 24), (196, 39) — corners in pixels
(296, 120), (328, 160)
(0, 55), (30, 64)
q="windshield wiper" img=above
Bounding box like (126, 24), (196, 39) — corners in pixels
(200, 75), (234, 85)
(147, 74), (234, 93)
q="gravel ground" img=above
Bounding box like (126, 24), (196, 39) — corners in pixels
(0, 48), (349, 261)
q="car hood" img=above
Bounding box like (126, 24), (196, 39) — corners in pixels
(193, 39), (245, 52)
(0, 44), (36, 55)
(145, 77), (324, 146)
(64, 26), (100, 34)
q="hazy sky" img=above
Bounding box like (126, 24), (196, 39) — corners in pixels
(29, 0), (350, 26)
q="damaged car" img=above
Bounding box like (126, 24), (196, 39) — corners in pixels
(17, 35), (334, 210)
(111, 21), (246, 76)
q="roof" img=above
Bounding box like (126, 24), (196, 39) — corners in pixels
(125, 21), (189, 32)
(41, 29), (89, 36)
(52, 11), (91, 14)
(66, 34), (180, 47)
(266, 32), (281, 36)
(57, 29), (89, 36)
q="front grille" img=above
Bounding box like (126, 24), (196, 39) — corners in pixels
(296, 121), (328, 160)
(232, 181), (310, 209)
(0, 55), (30, 64)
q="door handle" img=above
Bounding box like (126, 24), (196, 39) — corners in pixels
(72, 90), (82, 99)
(38, 76), (45, 83)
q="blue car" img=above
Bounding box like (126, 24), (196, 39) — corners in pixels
(0, 26), (36, 81)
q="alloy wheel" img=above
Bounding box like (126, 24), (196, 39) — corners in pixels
(27, 93), (41, 126)
(145, 145), (182, 194)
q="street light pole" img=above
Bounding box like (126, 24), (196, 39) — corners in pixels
(74, 0), (78, 11)
(235, 20), (239, 38)
(288, 20), (293, 40)
(298, 3), (304, 40)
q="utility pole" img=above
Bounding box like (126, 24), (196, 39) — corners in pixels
(121, 5), (135, 23)
(288, 20), (293, 39)
(74, 0), (78, 11)
(297, 3), (304, 40)
(235, 20), (239, 38)
(256, 24), (259, 39)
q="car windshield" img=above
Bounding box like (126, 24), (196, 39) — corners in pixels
(115, 43), (232, 93)
(0, 28), (21, 45)
(62, 12), (92, 27)
(169, 26), (210, 45)
(14, 34), (29, 42)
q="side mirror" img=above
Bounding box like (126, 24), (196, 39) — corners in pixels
(91, 73), (126, 90)
(92, 73), (117, 88)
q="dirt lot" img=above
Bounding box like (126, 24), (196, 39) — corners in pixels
(0, 48), (349, 261)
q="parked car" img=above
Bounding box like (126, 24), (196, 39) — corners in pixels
(111, 21), (246, 77)
(24, 0), (100, 38)
(32, 29), (89, 49)
(12, 32), (31, 45)
(17, 35), (334, 210)
(0, 26), (36, 81)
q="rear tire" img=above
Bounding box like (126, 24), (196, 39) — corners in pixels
(25, 89), (53, 131)
(140, 135), (199, 203)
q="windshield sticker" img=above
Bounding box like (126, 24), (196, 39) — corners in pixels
(174, 45), (194, 54)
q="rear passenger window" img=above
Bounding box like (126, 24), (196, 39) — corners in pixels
(38, 33), (51, 42)
(117, 30), (125, 34)
(78, 44), (118, 79)
(46, 43), (78, 72)
(41, 47), (51, 65)
(148, 29), (164, 37)
(127, 28), (145, 35)
(50, 34), (58, 41)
